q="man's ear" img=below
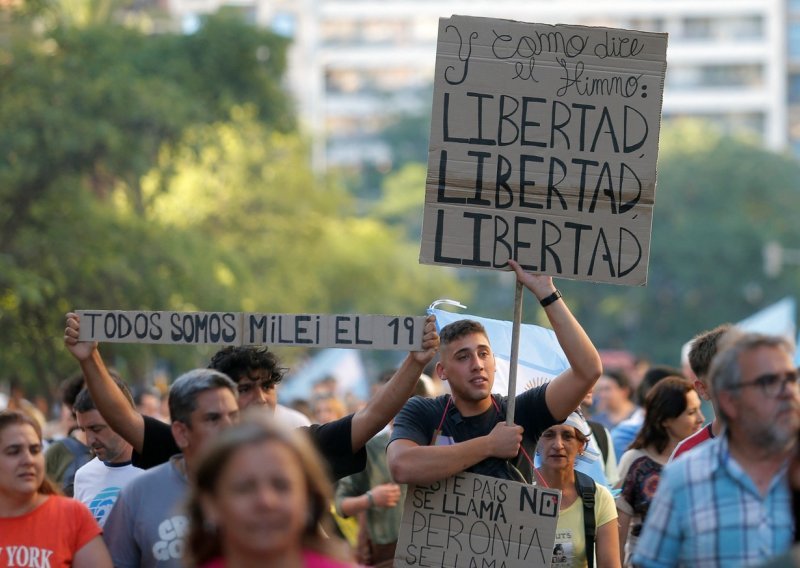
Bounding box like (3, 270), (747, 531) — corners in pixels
(435, 361), (447, 381)
(171, 421), (191, 450)
(716, 390), (737, 423)
(693, 378), (710, 401)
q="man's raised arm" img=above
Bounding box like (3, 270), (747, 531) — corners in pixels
(508, 260), (603, 421)
(64, 312), (146, 454)
(349, 315), (439, 452)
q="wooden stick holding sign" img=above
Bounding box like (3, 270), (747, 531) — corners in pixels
(76, 310), (427, 351)
(506, 281), (524, 424)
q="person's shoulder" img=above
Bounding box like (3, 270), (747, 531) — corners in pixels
(672, 425), (713, 458)
(663, 439), (720, 486)
(515, 383), (548, 402)
(301, 548), (356, 568)
(618, 448), (647, 468)
(614, 408), (645, 430)
(43, 438), (71, 457)
(402, 394), (447, 414)
(47, 494), (93, 516)
(594, 482), (615, 500)
(275, 404), (312, 428)
(142, 414), (171, 434)
(123, 459), (174, 492)
(74, 456), (102, 478)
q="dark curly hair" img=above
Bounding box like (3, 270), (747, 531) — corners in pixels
(208, 346), (287, 386)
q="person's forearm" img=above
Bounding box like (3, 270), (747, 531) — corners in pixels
(388, 438), (491, 485)
(80, 349), (145, 453)
(350, 354), (424, 451)
(618, 511), (631, 565)
(339, 494), (370, 517)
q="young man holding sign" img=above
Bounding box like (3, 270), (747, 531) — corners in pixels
(388, 260), (603, 485)
(64, 312), (440, 481)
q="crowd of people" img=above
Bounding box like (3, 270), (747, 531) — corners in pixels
(1, 261), (799, 567)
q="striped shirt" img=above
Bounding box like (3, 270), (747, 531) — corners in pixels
(631, 434), (793, 568)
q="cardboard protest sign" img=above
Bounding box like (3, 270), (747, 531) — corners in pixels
(76, 310), (426, 350)
(395, 472), (561, 567)
(419, 15), (668, 285)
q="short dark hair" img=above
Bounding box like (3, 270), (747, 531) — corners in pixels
(602, 369), (631, 392)
(74, 380), (135, 414)
(169, 369), (237, 425)
(688, 324), (732, 380)
(208, 346), (286, 386)
(439, 320), (488, 348)
(132, 385), (161, 407)
(60, 373), (86, 408)
(635, 365), (683, 406)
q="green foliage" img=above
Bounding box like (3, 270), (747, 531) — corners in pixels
(370, 163), (427, 240)
(366, 118), (800, 365)
(145, 110), (467, 321)
(0, 14), (464, 395)
(557, 120), (800, 364)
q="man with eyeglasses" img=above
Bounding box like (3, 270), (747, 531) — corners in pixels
(633, 330), (800, 568)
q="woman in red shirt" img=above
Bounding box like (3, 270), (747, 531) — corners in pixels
(0, 409), (111, 567)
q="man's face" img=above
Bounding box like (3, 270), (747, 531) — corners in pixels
(594, 376), (628, 412)
(234, 370), (278, 412)
(436, 333), (495, 403)
(76, 409), (131, 463)
(729, 345), (800, 451)
(174, 388), (240, 457)
(137, 393), (162, 419)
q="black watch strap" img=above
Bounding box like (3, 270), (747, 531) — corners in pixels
(539, 289), (562, 308)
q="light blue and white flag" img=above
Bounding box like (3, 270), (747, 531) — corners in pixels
(737, 296), (796, 339)
(681, 296), (797, 366)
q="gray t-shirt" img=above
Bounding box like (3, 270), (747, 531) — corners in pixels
(103, 455), (189, 568)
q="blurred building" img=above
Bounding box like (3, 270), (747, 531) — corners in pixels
(788, 0), (800, 154)
(165, 0), (789, 169)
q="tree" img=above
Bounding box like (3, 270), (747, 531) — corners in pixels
(555, 121), (800, 364)
(145, 109), (467, 333)
(369, 120), (800, 365)
(0, 12), (297, 392)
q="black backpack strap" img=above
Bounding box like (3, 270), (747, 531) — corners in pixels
(574, 470), (597, 567)
(588, 420), (609, 465)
